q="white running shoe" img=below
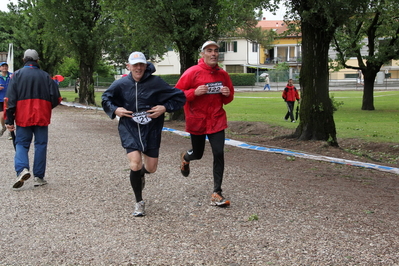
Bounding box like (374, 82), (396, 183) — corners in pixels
(13, 168), (31, 189)
(133, 201), (145, 217)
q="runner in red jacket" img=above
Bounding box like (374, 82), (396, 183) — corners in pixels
(176, 41), (234, 207)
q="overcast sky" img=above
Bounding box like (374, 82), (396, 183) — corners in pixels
(0, 0), (15, 12)
(262, 6), (287, 20)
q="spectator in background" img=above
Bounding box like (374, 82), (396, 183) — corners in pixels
(263, 73), (271, 90)
(0, 62), (12, 138)
(282, 79), (300, 123)
(5, 49), (61, 189)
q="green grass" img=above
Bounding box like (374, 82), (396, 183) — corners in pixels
(224, 90), (399, 143)
(61, 90), (399, 143)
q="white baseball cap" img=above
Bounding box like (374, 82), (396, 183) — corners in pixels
(128, 51), (147, 65)
(201, 41), (219, 51)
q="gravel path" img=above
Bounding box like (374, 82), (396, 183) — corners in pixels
(1, 104), (398, 266)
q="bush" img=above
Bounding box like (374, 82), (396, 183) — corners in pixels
(229, 73), (256, 86)
(157, 73), (256, 86)
(157, 74), (181, 86)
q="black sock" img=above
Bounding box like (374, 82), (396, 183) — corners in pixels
(130, 169), (143, 202)
(184, 150), (192, 161)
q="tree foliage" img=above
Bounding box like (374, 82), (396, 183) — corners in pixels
(106, 0), (275, 74)
(332, 0), (399, 110)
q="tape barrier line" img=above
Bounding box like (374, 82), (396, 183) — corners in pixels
(61, 103), (399, 175)
(162, 127), (399, 175)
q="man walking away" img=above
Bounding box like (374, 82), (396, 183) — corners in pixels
(5, 49), (61, 189)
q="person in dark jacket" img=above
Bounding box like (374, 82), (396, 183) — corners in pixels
(282, 79), (300, 123)
(5, 49), (62, 189)
(176, 41), (234, 207)
(102, 51), (186, 217)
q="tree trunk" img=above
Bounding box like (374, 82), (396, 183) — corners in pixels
(295, 20), (338, 146)
(361, 70), (377, 110)
(78, 61), (95, 105)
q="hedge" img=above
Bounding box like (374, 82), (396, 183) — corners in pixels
(157, 73), (256, 86)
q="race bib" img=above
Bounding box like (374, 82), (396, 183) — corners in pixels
(206, 82), (223, 94)
(132, 111), (152, 125)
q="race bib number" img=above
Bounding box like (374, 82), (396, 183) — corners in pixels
(132, 111), (152, 125)
(206, 82), (223, 94)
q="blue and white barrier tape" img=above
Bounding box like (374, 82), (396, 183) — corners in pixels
(162, 127), (399, 175)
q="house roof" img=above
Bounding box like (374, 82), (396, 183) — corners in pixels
(257, 20), (288, 35)
(257, 20), (301, 38)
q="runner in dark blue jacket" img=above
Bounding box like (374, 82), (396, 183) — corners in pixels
(102, 51), (185, 217)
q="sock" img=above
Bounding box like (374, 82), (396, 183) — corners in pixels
(130, 169), (143, 202)
(183, 150), (192, 161)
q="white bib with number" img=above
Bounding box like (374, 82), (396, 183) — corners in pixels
(206, 82), (223, 94)
(132, 111), (152, 125)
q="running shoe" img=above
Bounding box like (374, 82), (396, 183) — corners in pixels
(210, 192), (230, 207)
(180, 151), (190, 177)
(13, 168), (31, 189)
(34, 177), (48, 187)
(133, 200), (145, 217)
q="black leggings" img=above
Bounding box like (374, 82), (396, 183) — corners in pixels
(285, 101), (295, 121)
(186, 130), (225, 192)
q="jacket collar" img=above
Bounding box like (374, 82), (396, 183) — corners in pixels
(198, 58), (220, 71)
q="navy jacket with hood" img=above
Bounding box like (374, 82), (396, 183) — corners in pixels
(101, 62), (186, 152)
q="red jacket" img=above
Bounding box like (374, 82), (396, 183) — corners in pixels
(176, 58), (234, 135)
(282, 85), (300, 102)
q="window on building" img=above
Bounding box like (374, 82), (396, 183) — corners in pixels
(226, 65), (243, 73)
(252, 42), (258, 53)
(225, 41), (237, 52)
(344, 74), (358, 79)
(219, 41), (237, 52)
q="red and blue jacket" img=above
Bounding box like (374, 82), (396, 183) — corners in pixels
(5, 61), (61, 127)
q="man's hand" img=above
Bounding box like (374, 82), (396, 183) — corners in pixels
(195, 85), (208, 96)
(6, 124), (15, 132)
(147, 105), (166, 119)
(221, 86), (230, 97)
(115, 107), (133, 118)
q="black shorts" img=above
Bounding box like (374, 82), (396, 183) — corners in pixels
(0, 102), (4, 112)
(126, 148), (159, 158)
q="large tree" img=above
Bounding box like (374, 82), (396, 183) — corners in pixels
(39, 0), (111, 105)
(284, 0), (366, 146)
(332, 0), (399, 110)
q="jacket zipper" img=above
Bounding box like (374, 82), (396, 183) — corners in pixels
(135, 81), (145, 151)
